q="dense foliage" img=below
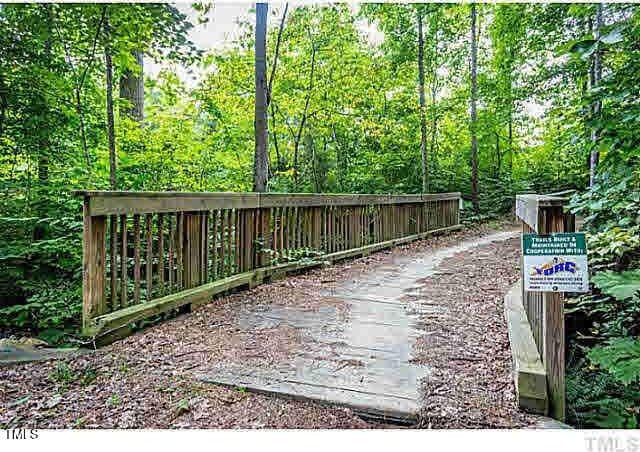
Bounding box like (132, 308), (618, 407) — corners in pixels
(562, 3), (640, 428)
(0, 2), (638, 427)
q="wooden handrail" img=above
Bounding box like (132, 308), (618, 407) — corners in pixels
(75, 191), (461, 216)
(79, 191), (462, 345)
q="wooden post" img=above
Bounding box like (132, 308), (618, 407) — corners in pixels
(82, 197), (106, 332)
(133, 214), (141, 304)
(145, 214), (153, 299)
(183, 212), (202, 289)
(539, 205), (566, 421)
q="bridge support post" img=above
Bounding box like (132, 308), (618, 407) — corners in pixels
(539, 205), (567, 422)
(82, 196), (107, 333)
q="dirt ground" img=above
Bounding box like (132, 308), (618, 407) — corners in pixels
(0, 220), (540, 429)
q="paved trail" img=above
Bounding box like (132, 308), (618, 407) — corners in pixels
(1, 224), (545, 428)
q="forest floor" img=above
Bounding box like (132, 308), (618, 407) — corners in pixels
(1, 219), (544, 429)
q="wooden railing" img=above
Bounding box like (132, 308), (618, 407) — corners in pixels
(78, 191), (461, 342)
(515, 191), (576, 421)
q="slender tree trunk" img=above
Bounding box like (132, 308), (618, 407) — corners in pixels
(293, 40), (317, 189)
(508, 113), (513, 172)
(0, 73), (7, 140)
(307, 132), (320, 193)
(429, 20), (440, 177)
(332, 124), (346, 191)
(589, 3), (603, 188)
(253, 2), (269, 192)
(39, 7), (52, 188)
(34, 6), (53, 242)
(119, 51), (144, 121)
(104, 19), (117, 190)
(417, 11), (429, 193)
(495, 132), (501, 178)
(470, 3), (480, 213)
(270, 102), (282, 171)
(267, 3), (288, 105)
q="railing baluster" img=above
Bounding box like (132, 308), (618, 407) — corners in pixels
(120, 214), (128, 308)
(211, 210), (218, 281)
(219, 209), (226, 277)
(133, 214), (141, 305)
(145, 213), (153, 299)
(168, 214), (175, 292)
(176, 212), (183, 290)
(109, 215), (118, 311)
(158, 213), (165, 295)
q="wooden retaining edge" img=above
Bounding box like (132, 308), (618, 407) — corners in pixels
(83, 224), (462, 341)
(504, 279), (548, 415)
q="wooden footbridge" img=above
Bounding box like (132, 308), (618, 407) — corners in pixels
(77, 190), (572, 425)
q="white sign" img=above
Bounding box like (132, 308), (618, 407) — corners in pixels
(522, 233), (589, 292)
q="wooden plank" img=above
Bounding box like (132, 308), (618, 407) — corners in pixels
(201, 211), (209, 283)
(504, 280), (548, 414)
(313, 207), (321, 249)
(145, 214), (153, 299)
(120, 214), (128, 308)
(133, 214), (141, 305)
(227, 209), (233, 275)
(244, 209), (253, 271)
(82, 197), (106, 332)
(168, 214), (175, 291)
(260, 207), (272, 267)
(87, 193), (261, 216)
(211, 210), (218, 280)
(79, 191), (462, 217)
(84, 272), (256, 338)
(234, 209), (240, 273)
(278, 207), (285, 258)
(541, 205), (566, 422)
(183, 212), (201, 289)
(109, 215), (118, 311)
(219, 209), (227, 277)
(199, 365), (418, 425)
(176, 212), (183, 289)
(158, 213), (165, 295)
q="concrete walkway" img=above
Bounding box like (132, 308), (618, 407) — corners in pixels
(199, 231), (517, 424)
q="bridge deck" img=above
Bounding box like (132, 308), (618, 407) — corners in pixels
(198, 231), (519, 424)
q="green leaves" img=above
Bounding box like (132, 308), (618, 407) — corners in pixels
(588, 338), (640, 385)
(566, 27), (625, 60)
(593, 270), (640, 301)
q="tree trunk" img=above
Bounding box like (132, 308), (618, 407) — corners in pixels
(253, 2), (269, 192)
(589, 3), (603, 188)
(104, 19), (117, 190)
(508, 114), (513, 172)
(495, 132), (501, 178)
(119, 51), (144, 121)
(470, 3), (480, 213)
(417, 11), (429, 193)
(34, 5), (52, 242)
(293, 40), (317, 189)
(429, 18), (440, 178)
(267, 3), (288, 105)
(270, 102), (282, 172)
